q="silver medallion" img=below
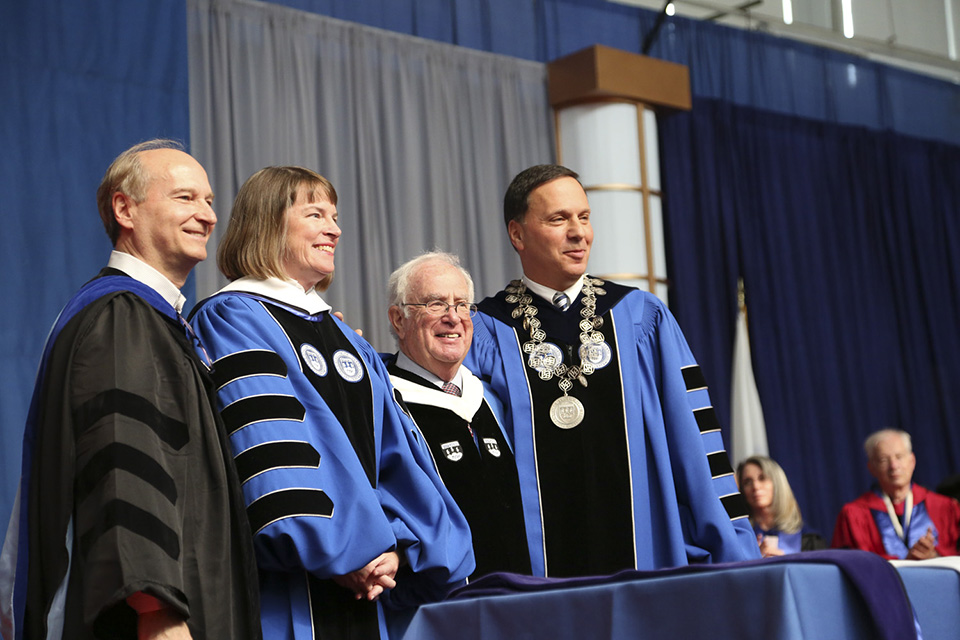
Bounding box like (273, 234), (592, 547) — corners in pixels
(579, 341), (612, 369)
(528, 342), (563, 373)
(506, 278), (607, 425)
(550, 395), (585, 429)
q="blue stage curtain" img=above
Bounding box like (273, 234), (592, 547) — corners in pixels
(0, 0), (190, 528)
(659, 99), (960, 535)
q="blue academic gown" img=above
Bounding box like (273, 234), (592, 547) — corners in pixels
(190, 280), (474, 639)
(464, 279), (759, 576)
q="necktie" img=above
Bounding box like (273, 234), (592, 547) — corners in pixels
(552, 292), (571, 312)
(441, 381), (462, 397)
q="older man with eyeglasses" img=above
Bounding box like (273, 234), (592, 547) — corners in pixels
(386, 251), (531, 579)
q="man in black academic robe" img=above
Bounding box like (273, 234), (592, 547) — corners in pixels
(0, 140), (260, 640)
(386, 252), (531, 579)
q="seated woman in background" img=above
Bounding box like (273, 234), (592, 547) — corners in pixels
(737, 455), (826, 556)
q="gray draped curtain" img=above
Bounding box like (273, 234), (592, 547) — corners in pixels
(187, 0), (554, 350)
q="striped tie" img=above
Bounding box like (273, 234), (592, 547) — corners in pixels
(441, 382), (461, 397)
(552, 292), (571, 312)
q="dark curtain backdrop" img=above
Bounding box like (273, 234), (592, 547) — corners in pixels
(660, 100), (960, 535)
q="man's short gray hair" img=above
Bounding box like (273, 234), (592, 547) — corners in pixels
(96, 139), (186, 245)
(387, 251), (475, 328)
(864, 428), (912, 459)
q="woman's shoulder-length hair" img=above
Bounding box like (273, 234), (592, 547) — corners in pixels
(218, 166), (338, 291)
(737, 455), (804, 534)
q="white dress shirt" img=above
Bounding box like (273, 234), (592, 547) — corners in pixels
(522, 274), (585, 308)
(394, 351), (464, 389)
(107, 251), (186, 313)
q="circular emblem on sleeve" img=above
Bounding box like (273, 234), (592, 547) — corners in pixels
(300, 344), (328, 377)
(527, 342), (563, 373)
(332, 349), (365, 382)
(578, 341), (612, 370)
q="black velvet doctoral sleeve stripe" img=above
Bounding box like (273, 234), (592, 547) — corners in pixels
(247, 489), (334, 534)
(721, 492), (751, 520)
(234, 441), (320, 485)
(74, 388), (189, 450)
(220, 395), (306, 436)
(693, 407), (721, 433)
(707, 451), (735, 477)
(76, 442), (178, 505)
(79, 499), (180, 560)
(681, 365), (707, 391)
(392, 388), (413, 418)
(211, 350), (287, 389)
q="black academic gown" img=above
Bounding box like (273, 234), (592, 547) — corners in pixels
(387, 359), (531, 579)
(8, 273), (260, 639)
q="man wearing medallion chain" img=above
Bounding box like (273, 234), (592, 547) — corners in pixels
(832, 429), (960, 559)
(464, 164), (760, 577)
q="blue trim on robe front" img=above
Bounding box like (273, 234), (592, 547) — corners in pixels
(465, 283), (759, 576)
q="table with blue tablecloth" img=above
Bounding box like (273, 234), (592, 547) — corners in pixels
(895, 557), (960, 640)
(402, 550), (956, 640)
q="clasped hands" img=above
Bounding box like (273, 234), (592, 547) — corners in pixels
(332, 551), (400, 601)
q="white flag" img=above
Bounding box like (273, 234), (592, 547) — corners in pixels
(730, 305), (768, 467)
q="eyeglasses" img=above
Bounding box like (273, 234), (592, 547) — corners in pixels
(401, 300), (478, 318)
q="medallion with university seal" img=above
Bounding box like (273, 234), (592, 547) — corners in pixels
(506, 277), (607, 428)
(578, 341), (612, 371)
(527, 342), (564, 377)
(549, 395), (585, 429)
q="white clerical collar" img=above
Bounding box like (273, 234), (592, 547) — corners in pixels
(219, 276), (332, 315)
(390, 357), (484, 423)
(108, 251), (186, 313)
(522, 274), (585, 307)
(395, 351), (463, 389)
